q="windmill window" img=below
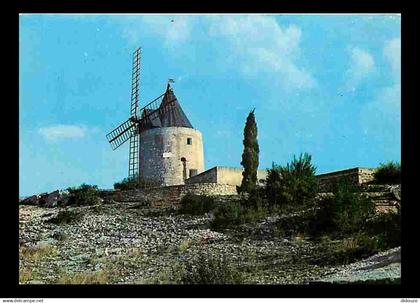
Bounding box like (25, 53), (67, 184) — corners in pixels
(187, 138), (192, 145)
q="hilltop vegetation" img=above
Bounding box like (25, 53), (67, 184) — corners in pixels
(373, 161), (401, 184)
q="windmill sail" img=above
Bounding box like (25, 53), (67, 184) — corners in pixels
(105, 91), (166, 151)
(106, 118), (136, 150)
(128, 48), (141, 178)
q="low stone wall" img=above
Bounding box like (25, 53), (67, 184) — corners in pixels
(358, 168), (376, 184)
(180, 183), (237, 196)
(186, 166), (267, 186)
(112, 182), (237, 207)
(185, 167), (217, 184)
(316, 167), (376, 192)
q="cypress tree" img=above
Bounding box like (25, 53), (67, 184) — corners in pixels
(239, 109), (259, 193)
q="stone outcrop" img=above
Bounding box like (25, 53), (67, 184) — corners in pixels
(21, 190), (70, 208)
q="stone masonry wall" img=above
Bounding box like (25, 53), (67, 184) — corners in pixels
(184, 167), (217, 184)
(112, 183), (237, 208)
(185, 166), (267, 186)
(358, 168), (376, 184)
(180, 183), (237, 196)
(316, 167), (376, 192)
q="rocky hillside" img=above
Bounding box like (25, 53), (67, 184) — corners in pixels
(19, 199), (400, 284)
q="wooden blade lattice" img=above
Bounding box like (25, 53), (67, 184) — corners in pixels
(128, 48), (141, 178)
(106, 118), (136, 150)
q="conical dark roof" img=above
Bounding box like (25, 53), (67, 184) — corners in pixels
(159, 88), (193, 128)
(139, 84), (193, 132)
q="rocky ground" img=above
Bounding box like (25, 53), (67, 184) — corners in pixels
(317, 247), (401, 283)
(19, 201), (401, 285)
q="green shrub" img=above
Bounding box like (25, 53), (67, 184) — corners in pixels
(180, 251), (243, 284)
(330, 181), (375, 234)
(309, 180), (375, 236)
(265, 153), (317, 207)
(210, 195), (268, 230)
(178, 194), (216, 216)
(365, 211), (401, 250)
(67, 184), (100, 206)
(114, 176), (159, 190)
(374, 161), (401, 184)
(311, 233), (379, 266)
(211, 201), (245, 229)
(47, 209), (83, 225)
(274, 211), (313, 238)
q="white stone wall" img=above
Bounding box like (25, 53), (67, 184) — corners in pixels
(184, 167), (218, 184)
(185, 166), (268, 186)
(216, 166), (268, 186)
(139, 127), (204, 186)
(180, 183), (237, 196)
(358, 168), (377, 184)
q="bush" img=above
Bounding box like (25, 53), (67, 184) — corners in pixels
(114, 176), (159, 190)
(47, 209), (83, 225)
(330, 181), (375, 234)
(365, 211), (401, 250)
(180, 251), (243, 284)
(274, 211), (313, 238)
(67, 184), (100, 206)
(374, 161), (401, 184)
(309, 180), (375, 236)
(178, 194), (216, 216)
(265, 153), (317, 207)
(211, 202), (244, 229)
(210, 194), (268, 230)
(310, 233), (379, 266)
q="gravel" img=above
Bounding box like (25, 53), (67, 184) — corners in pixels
(19, 202), (401, 285)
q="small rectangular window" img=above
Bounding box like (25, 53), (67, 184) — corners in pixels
(187, 138), (192, 145)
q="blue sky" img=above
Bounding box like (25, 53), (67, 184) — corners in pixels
(19, 14), (401, 196)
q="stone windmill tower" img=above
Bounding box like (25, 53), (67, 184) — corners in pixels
(138, 83), (205, 186)
(106, 48), (204, 186)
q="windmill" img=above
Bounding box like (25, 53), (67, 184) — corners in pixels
(105, 47), (179, 179)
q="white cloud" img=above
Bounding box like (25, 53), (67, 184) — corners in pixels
(370, 37), (401, 115)
(113, 15), (314, 91)
(359, 38), (401, 154)
(383, 37), (401, 81)
(345, 47), (375, 91)
(115, 15), (192, 48)
(207, 15), (315, 90)
(38, 124), (87, 141)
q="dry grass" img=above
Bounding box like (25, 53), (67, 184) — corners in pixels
(19, 267), (38, 284)
(19, 243), (59, 284)
(56, 269), (112, 284)
(178, 239), (192, 253)
(20, 243), (59, 263)
(342, 237), (359, 250)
